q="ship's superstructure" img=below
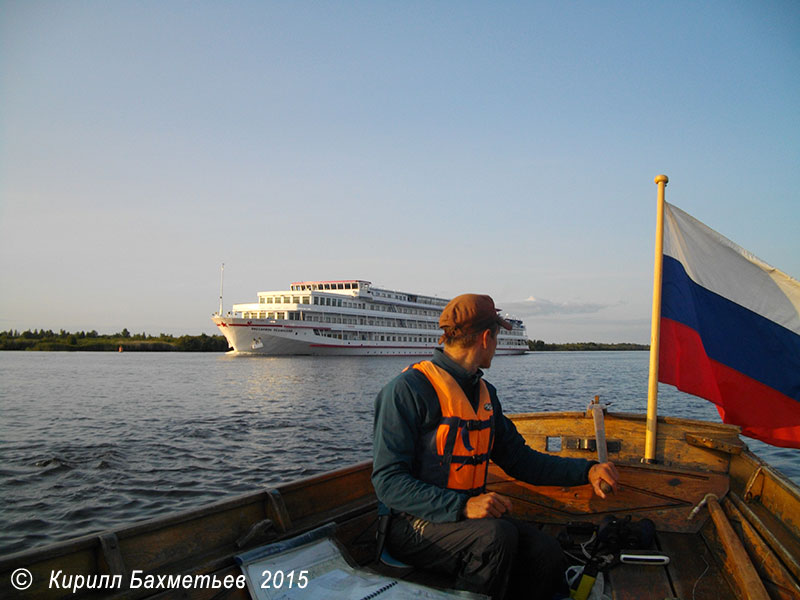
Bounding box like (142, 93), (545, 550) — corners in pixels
(212, 280), (528, 356)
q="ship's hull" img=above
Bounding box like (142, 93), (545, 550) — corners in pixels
(213, 317), (528, 356)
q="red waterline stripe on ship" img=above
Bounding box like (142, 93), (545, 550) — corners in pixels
(306, 344), (522, 351)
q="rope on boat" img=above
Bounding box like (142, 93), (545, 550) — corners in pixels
(687, 493), (719, 520)
(691, 554), (710, 600)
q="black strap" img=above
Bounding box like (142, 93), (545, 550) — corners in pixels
(440, 416), (491, 430)
(441, 418), (461, 472)
(480, 411), (495, 493)
(440, 417), (491, 453)
(451, 453), (491, 465)
(375, 514), (391, 563)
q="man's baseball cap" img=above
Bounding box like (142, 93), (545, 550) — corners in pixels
(438, 294), (512, 344)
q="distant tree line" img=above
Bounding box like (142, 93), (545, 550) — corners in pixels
(527, 339), (649, 351)
(0, 329), (231, 352)
(0, 329), (645, 353)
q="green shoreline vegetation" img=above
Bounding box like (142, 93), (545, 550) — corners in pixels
(527, 340), (649, 351)
(0, 329), (230, 352)
(1, 330), (647, 352)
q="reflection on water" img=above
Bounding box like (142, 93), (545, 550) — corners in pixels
(0, 351), (797, 556)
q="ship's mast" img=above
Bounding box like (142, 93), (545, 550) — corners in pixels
(218, 263), (225, 317)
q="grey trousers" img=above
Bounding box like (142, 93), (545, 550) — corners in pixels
(386, 512), (566, 600)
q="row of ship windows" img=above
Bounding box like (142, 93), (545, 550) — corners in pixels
(316, 331), (440, 343)
(291, 282), (361, 291)
(266, 284), (447, 308)
(313, 331), (528, 346)
(260, 296), (369, 310)
(256, 295), (440, 317)
(315, 297), (362, 308)
(384, 305), (439, 317)
(240, 311), (525, 337)
(260, 295), (311, 305)
(372, 290), (448, 308)
(243, 311), (440, 329)
(372, 291), (407, 301)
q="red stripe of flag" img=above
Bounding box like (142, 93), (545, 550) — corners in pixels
(660, 317), (800, 448)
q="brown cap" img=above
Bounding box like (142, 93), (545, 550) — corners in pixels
(438, 294), (512, 344)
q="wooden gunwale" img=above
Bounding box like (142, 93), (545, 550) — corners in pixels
(730, 452), (800, 540)
(730, 491), (800, 581)
(705, 494), (770, 600)
(723, 496), (800, 599)
(0, 461), (374, 568)
(0, 461), (377, 600)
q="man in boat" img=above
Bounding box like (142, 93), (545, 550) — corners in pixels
(372, 293), (619, 600)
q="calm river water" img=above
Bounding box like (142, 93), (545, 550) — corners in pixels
(1, 351), (797, 556)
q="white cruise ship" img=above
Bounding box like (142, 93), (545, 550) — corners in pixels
(212, 280), (528, 356)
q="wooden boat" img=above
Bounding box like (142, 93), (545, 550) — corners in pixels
(2, 410), (799, 599)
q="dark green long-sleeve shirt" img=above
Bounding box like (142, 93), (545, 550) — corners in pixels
(372, 349), (595, 522)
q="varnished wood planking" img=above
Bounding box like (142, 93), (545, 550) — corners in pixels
(729, 451), (800, 545)
(118, 503), (266, 576)
(729, 493), (800, 584)
(511, 412), (740, 472)
(608, 562), (673, 600)
(278, 461), (374, 522)
(723, 498), (800, 600)
(486, 462), (728, 533)
(658, 531), (733, 600)
(701, 518), (747, 600)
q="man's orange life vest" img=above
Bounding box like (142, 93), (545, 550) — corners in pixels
(409, 361), (495, 495)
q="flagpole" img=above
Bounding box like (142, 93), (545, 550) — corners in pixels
(644, 175), (668, 463)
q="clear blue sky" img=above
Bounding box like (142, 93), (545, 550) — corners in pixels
(1, 1), (798, 343)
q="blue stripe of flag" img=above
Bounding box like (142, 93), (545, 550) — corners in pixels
(662, 255), (800, 402)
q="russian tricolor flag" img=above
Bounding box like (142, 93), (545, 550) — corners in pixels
(659, 202), (800, 448)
